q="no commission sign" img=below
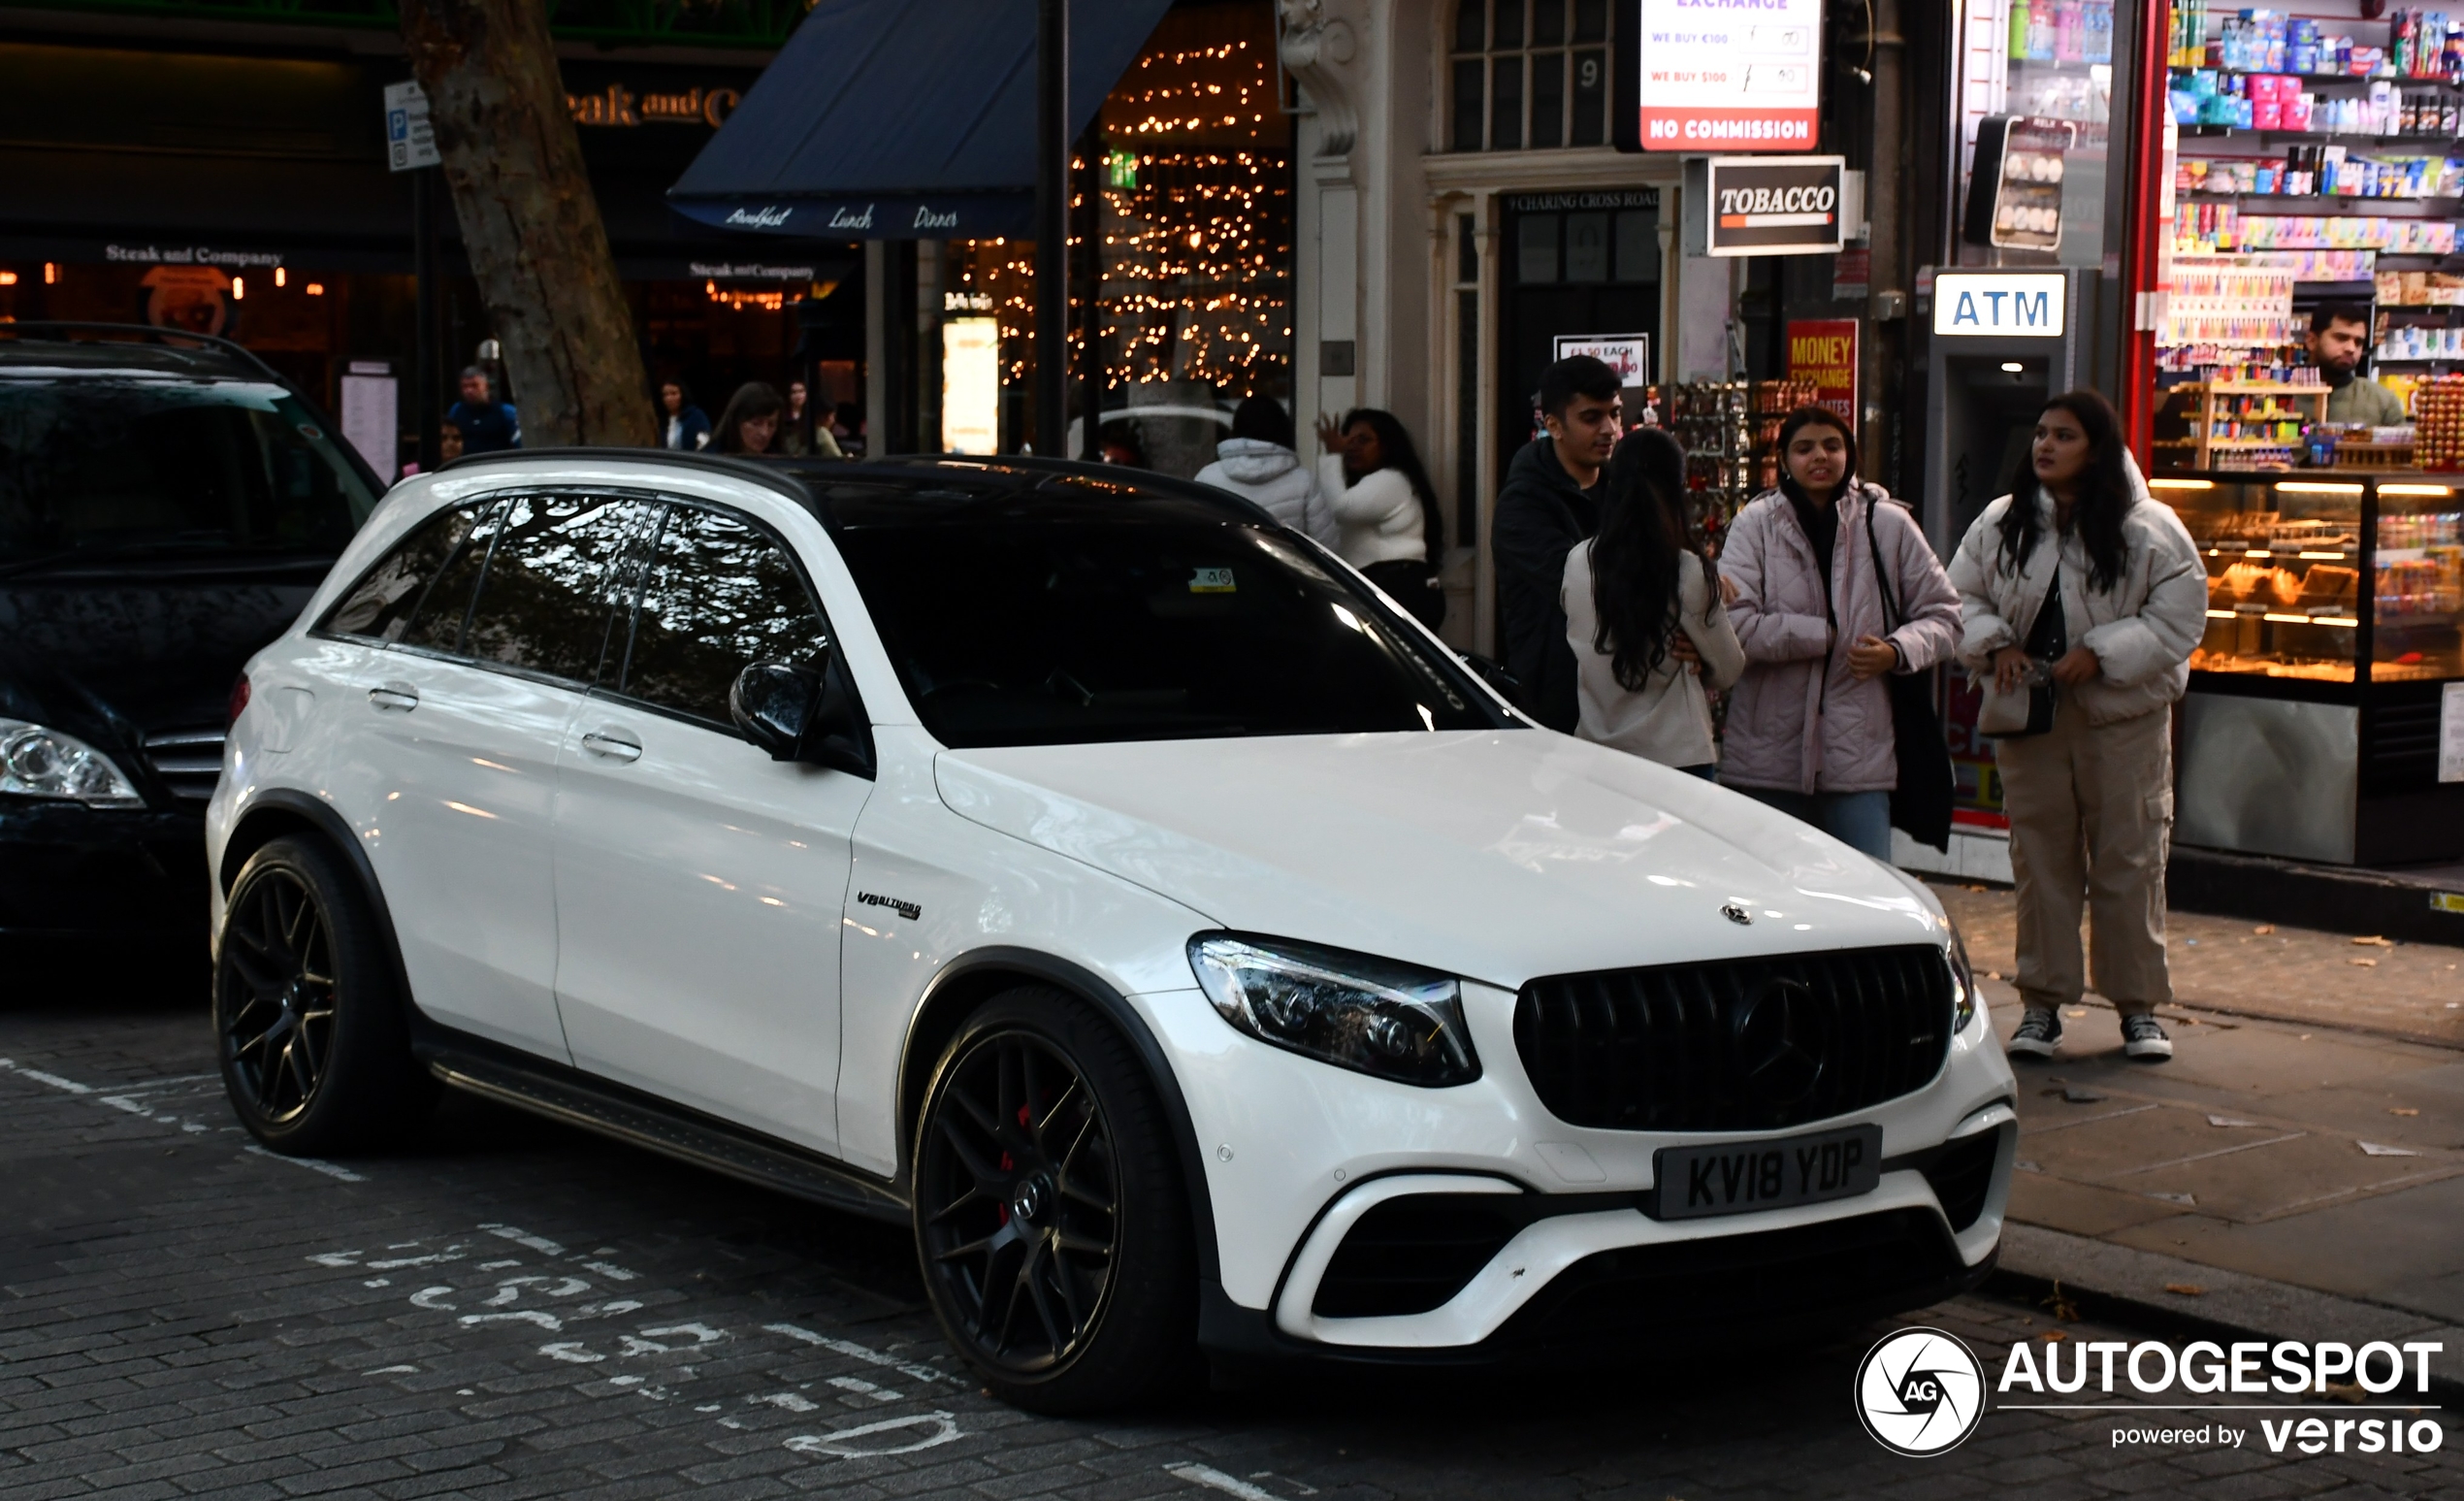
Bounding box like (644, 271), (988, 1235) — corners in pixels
(1684, 155), (1847, 256)
(1618, 0), (1822, 152)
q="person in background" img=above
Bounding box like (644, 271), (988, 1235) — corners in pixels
(1194, 396), (1337, 546)
(1717, 405), (1961, 860)
(1949, 390), (2206, 1063)
(660, 381), (711, 451)
(1313, 408), (1447, 631)
(711, 382), (789, 455)
(438, 424), (464, 466)
(445, 367), (519, 454)
(2307, 304), (2407, 426)
(1492, 356), (1623, 729)
(1100, 425), (1149, 469)
(777, 379), (844, 458)
(1562, 427), (1743, 776)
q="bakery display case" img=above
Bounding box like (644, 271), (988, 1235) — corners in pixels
(2158, 469), (2464, 865)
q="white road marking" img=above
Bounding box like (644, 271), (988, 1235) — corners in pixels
(479, 1223), (565, 1255)
(1167, 1464), (1288, 1501)
(0, 1059), (93, 1093)
(784, 1411), (961, 1458)
(765, 1322), (948, 1384)
(827, 1376), (901, 1403)
(540, 1342), (604, 1364)
(461, 1310), (562, 1330)
(580, 1259), (639, 1281)
(753, 1391), (820, 1412)
(242, 1145), (366, 1182)
(368, 1365), (418, 1375)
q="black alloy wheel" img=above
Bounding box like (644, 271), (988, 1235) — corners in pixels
(913, 989), (1195, 1411)
(214, 835), (435, 1154)
(219, 865), (338, 1125)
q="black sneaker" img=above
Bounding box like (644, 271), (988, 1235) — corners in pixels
(2007, 1009), (2061, 1059)
(2122, 1014), (2174, 1061)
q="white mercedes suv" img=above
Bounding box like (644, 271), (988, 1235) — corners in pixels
(207, 449), (2016, 1411)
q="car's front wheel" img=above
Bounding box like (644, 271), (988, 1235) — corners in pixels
(913, 988), (1196, 1412)
(214, 835), (435, 1155)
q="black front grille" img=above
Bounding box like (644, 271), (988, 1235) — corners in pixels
(1512, 945), (1953, 1132)
(142, 729), (225, 801)
(1313, 1194), (1523, 1318)
(1486, 1207), (1970, 1351)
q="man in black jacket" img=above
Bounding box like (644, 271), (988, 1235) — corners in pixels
(1492, 356), (1623, 731)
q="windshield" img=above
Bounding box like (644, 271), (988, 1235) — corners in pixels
(0, 379), (379, 566)
(832, 506), (1508, 748)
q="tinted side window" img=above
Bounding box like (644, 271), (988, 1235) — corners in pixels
(461, 494), (649, 685)
(393, 498), (508, 654)
(321, 498), (501, 643)
(616, 505), (829, 727)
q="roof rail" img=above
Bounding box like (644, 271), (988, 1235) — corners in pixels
(0, 320), (291, 386)
(437, 445), (818, 509)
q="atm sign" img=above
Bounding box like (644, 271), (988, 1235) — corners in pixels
(1932, 273), (2066, 337)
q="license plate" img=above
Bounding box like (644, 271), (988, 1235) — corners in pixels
(1649, 1124), (1884, 1221)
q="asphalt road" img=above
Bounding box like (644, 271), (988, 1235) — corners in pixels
(3, 984), (2459, 1501)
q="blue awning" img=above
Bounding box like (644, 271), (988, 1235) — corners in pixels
(667, 0), (1174, 242)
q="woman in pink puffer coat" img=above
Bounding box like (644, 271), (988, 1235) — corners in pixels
(1716, 406), (1961, 859)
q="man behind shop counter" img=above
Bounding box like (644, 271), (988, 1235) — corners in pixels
(2309, 303), (2408, 427)
(447, 367), (522, 455)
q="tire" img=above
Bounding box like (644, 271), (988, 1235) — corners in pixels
(912, 987), (1198, 1413)
(213, 834), (436, 1155)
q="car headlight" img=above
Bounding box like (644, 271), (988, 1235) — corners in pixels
(1187, 933), (1479, 1088)
(1944, 919), (1978, 1035)
(0, 718), (143, 807)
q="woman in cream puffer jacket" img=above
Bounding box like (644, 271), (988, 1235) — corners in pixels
(1946, 392), (2206, 1064)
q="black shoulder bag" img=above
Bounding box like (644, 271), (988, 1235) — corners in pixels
(1865, 499), (1956, 853)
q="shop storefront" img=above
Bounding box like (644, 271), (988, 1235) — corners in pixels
(1931, 0), (2464, 870)
(0, 14), (821, 474)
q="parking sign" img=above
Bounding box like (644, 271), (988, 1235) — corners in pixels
(383, 81), (440, 172)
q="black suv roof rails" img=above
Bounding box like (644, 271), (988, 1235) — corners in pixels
(0, 320), (292, 386)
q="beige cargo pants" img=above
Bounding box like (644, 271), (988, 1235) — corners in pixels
(1994, 702), (2174, 1018)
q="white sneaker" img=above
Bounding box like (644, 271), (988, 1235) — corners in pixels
(2122, 1014), (2173, 1061)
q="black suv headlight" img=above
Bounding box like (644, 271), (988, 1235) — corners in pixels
(1945, 920), (1978, 1035)
(1187, 933), (1479, 1088)
(0, 717), (143, 807)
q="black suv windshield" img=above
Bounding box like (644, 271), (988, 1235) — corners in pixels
(0, 379), (379, 567)
(826, 481), (1508, 748)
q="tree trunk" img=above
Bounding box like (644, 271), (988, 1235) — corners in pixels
(400, 0), (654, 447)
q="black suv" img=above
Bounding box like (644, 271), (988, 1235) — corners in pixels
(0, 323), (380, 952)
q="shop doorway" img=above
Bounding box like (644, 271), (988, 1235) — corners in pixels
(1498, 189), (1660, 476)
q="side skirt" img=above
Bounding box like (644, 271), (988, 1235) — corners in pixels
(421, 1044), (910, 1225)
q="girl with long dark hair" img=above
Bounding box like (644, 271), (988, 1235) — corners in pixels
(1949, 390), (2208, 1063)
(1717, 406), (1961, 857)
(1560, 428), (1743, 774)
(711, 382), (787, 455)
(1313, 407), (1447, 630)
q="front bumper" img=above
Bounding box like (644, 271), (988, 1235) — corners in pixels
(0, 799), (207, 940)
(1153, 968), (2018, 1361)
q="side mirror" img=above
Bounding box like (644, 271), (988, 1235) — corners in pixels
(730, 661), (822, 761)
(729, 655), (876, 778)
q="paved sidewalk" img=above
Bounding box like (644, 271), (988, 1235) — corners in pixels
(1930, 878), (2464, 1343)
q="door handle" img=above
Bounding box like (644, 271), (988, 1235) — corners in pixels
(368, 682), (419, 711)
(580, 728), (643, 763)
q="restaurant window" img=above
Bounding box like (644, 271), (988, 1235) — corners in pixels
(1452, 0), (1611, 152)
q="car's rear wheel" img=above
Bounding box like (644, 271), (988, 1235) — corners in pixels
(913, 988), (1196, 1412)
(215, 835), (434, 1155)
